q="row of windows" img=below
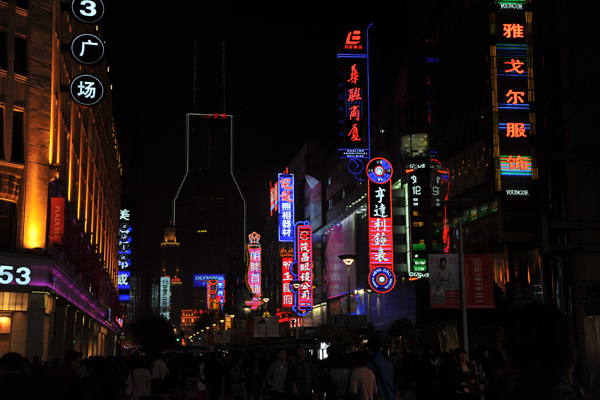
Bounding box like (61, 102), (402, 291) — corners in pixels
(0, 31), (27, 76)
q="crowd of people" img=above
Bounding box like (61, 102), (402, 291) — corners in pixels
(0, 304), (587, 400)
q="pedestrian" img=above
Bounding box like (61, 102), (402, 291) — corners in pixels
(288, 347), (317, 400)
(43, 350), (82, 400)
(449, 349), (478, 399)
(230, 354), (247, 400)
(267, 349), (290, 400)
(249, 348), (267, 400)
(503, 302), (583, 400)
(366, 339), (395, 400)
(319, 346), (350, 400)
(74, 355), (120, 400)
(0, 352), (36, 400)
(205, 351), (225, 400)
(125, 356), (152, 400)
(151, 353), (170, 394)
(348, 350), (378, 400)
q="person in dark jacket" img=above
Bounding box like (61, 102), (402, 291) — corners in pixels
(288, 347), (316, 400)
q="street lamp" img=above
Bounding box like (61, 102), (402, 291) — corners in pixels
(262, 297), (270, 340)
(339, 254), (357, 315)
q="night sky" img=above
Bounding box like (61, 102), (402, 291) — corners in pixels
(103, 2), (425, 259)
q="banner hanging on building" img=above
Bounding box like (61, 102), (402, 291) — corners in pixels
(464, 254), (495, 308)
(278, 174), (294, 242)
(49, 197), (65, 246)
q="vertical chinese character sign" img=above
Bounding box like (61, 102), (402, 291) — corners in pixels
(69, 0), (106, 107)
(338, 27), (371, 178)
(246, 232), (262, 310)
(160, 276), (171, 320)
(281, 247), (294, 311)
(278, 174), (294, 242)
(49, 197), (65, 246)
(492, 1), (535, 191)
(291, 222), (313, 316)
(118, 209), (132, 302)
(366, 158), (396, 293)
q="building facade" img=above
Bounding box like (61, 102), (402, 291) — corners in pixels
(0, 0), (121, 359)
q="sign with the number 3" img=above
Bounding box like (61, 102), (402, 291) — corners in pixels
(71, 0), (105, 24)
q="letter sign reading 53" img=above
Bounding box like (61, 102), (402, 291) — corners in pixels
(0, 265), (32, 286)
(71, 0), (105, 24)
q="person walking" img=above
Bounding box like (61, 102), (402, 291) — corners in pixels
(151, 353), (170, 394)
(266, 349), (290, 400)
(319, 346), (350, 400)
(230, 354), (247, 400)
(125, 357), (151, 400)
(43, 350), (82, 400)
(288, 347), (316, 400)
(366, 339), (395, 400)
(348, 351), (378, 400)
(450, 349), (478, 399)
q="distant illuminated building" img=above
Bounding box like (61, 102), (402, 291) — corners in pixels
(173, 114), (246, 315)
(0, 1), (121, 360)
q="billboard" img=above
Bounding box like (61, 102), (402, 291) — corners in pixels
(464, 254), (495, 308)
(281, 247), (294, 310)
(429, 254), (461, 308)
(278, 174), (295, 242)
(366, 158), (395, 293)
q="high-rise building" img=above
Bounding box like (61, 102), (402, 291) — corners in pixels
(173, 113), (246, 318)
(0, 0), (121, 359)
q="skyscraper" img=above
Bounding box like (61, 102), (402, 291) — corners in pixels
(173, 113), (246, 315)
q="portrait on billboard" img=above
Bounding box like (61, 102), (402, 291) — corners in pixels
(428, 254), (460, 308)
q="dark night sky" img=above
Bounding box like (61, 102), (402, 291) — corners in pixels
(103, 2), (422, 258)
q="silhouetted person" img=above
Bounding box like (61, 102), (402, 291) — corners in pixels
(0, 352), (35, 400)
(43, 350), (82, 400)
(503, 302), (582, 400)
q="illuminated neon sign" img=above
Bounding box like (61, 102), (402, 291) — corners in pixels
(290, 222), (313, 315)
(281, 247), (294, 311)
(366, 158), (395, 293)
(118, 209), (132, 300)
(193, 274), (226, 310)
(338, 27), (371, 161)
(246, 232), (262, 310)
(278, 174), (294, 242)
(160, 276), (170, 320)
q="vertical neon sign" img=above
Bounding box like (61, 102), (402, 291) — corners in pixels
(118, 209), (132, 301)
(291, 222), (313, 315)
(246, 232), (262, 310)
(366, 158), (395, 293)
(281, 247), (294, 311)
(278, 174), (294, 242)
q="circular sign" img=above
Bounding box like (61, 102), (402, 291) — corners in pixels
(366, 158), (393, 184)
(71, 33), (105, 65)
(369, 267), (396, 293)
(71, 0), (105, 24)
(70, 74), (104, 106)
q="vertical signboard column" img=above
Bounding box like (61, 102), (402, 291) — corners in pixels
(69, 0), (106, 107)
(291, 222), (313, 316)
(118, 209), (131, 302)
(245, 232), (262, 310)
(366, 158), (395, 293)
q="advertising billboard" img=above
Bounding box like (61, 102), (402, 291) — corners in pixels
(291, 222), (313, 315)
(278, 174), (295, 242)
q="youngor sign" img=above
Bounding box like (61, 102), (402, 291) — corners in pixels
(366, 158), (395, 293)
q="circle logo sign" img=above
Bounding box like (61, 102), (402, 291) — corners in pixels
(71, 0), (105, 24)
(366, 157), (393, 184)
(70, 74), (104, 106)
(71, 33), (105, 65)
(369, 267), (396, 293)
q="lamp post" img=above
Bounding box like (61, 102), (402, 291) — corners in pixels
(446, 198), (473, 356)
(243, 306), (251, 344)
(339, 255), (357, 315)
(262, 297), (270, 340)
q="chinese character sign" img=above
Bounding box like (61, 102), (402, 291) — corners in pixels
(246, 232), (262, 309)
(281, 247), (294, 311)
(338, 27), (370, 159)
(464, 255), (495, 308)
(493, 2), (534, 188)
(118, 209), (132, 297)
(278, 174), (295, 242)
(291, 222), (313, 315)
(193, 274), (226, 310)
(366, 158), (395, 293)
